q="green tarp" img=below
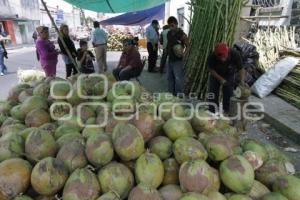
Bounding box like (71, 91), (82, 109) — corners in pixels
(63, 0), (166, 13)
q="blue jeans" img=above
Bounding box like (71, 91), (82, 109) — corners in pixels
(0, 53), (7, 73)
(168, 60), (184, 96)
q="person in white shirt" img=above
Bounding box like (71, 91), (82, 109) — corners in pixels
(91, 21), (108, 72)
(146, 20), (159, 72)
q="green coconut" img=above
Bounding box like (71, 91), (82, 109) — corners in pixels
(163, 158), (179, 185)
(35, 196), (57, 200)
(112, 123), (145, 161)
(191, 110), (216, 132)
(97, 192), (121, 200)
(18, 88), (33, 103)
(76, 104), (96, 124)
(85, 133), (114, 167)
(33, 82), (50, 97)
(135, 152), (164, 188)
(8, 84), (31, 102)
(98, 162), (134, 199)
(25, 129), (57, 162)
(227, 194), (252, 200)
(1, 123), (26, 136)
(82, 126), (104, 139)
(243, 151), (264, 170)
(179, 192), (209, 200)
(19, 127), (38, 140)
(128, 184), (162, 200)
(261, 192), (289, 200)
(31, 157), (68, 196)
(10, 105), (26, 121)
(159, 103), (185, 121)
(56, 133), (85, 149)
(20, 96), (48, 114)
(255, 159), (289, 187)
(0, 100), (18, 115)
(179, 160), (212, 193)
(149, 136), (173, 160)
(0, 132), (24, 162)
(0, 158), (32, 200)
(163, 118), (194, 141)
(56, 141), (87, 172)
(25, 108), (50, 127)
(159, 184), (183, 200)
(62, 168), (101, 200)
(54, 123), (81, 139)
(40, 123), (57, 137)
(206, 191), (227, 200)
(241, 139), (269, 162)
(1, 117), (20, 127)
(202, 167), (221, 194)
(272, 175), (300, 200)
(173, 137), (207, 164)
(0, 114), (7, 126)
(50, 101), (72, 119)
(50, 80), (71, 98)
(205, 134), (238, 161)
(67, 86), (82, 106)
(219, 155), (254, 194)
(247, 180), (270, 199)
(132, 113), (156, 142)
(14, 195), (33, 200)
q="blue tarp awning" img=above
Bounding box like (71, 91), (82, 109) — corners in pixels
(100, 4), (165, 26)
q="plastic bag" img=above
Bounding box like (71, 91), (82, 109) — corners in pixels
(251, 57), (298, 98)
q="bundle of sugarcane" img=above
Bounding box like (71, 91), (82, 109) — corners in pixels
(274, 65), (300, 109)
(184, 0), (243, 99)
(247, 27), (297, 71)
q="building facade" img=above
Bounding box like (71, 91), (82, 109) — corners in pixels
(165, 0), (191, 34)
(0, 0), (40, 44)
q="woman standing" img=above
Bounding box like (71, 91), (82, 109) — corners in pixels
(58, 24), (78, 78)
(36, 26), (58, 77)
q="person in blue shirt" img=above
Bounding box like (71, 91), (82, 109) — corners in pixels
(146, 20), (159, 72)
(91, 21), (108, 73)
(0, 40), (8, 76)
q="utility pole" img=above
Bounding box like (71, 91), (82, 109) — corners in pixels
(40, 0), (79, 72)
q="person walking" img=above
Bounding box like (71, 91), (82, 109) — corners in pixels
(35, 26), (58, 77)
(0, 40), (8, 76)
(58, 24), (78, 78)
(207, 43), (245, 114)
(91, 21), (108, 73)
(146, 20), (159, 72)
(166, 16), (188, 96)
(159, 25), (169, 73)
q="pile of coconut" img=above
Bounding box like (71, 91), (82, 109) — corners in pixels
(0, 73), (299, 200)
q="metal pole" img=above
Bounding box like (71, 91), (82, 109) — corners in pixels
(40, 0), (80, 73)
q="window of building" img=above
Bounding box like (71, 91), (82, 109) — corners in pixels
(253, 0), (281, 7)
(177, 7), (185, 29)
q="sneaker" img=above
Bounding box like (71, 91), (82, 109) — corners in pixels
(0, 72), (4, 76)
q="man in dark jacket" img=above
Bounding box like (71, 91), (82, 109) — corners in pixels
(207, 43), (245, 114)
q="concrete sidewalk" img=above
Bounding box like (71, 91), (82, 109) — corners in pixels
(250, 95), (300, 144)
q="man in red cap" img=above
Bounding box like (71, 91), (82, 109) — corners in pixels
(207, 42), (245, 114)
